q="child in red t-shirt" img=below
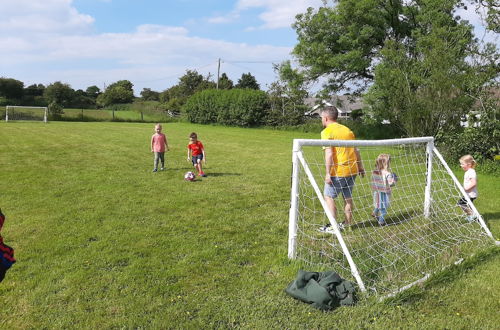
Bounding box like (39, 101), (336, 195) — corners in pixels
(187, 132), (207, 177)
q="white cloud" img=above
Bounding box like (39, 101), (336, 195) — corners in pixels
(0, 0), (94, 35)
(208, 0), (324, 29)
(208, 12), (240, 24)
(0, 2), (292, 93)
(239, 0), (324, 29)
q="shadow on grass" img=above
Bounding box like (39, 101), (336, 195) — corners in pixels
(203, 172), (241, 177)
(351, 209), (421, 230)
(382, 247), (499, 305)
(482, 212), (500, 222)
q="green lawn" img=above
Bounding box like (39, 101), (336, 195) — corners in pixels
(0, 121), (498, 328)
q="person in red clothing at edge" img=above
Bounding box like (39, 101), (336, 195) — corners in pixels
(187, 132), (207, 177)
(0, 208), (16, 283)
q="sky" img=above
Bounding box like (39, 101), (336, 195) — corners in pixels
(0, 0), (324, 95)
(0, 0), (497, 96)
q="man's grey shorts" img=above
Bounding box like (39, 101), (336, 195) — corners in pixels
(324, 176), (357, 199)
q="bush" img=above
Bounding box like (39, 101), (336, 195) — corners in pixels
(184, 89), (269, 126)
(437, 118), (499, 168)
(342, 120), (405, 140)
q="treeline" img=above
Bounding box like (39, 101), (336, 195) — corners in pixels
(0, 69), (308, 127)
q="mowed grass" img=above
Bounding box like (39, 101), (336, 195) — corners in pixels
(0, 121), (499, 328)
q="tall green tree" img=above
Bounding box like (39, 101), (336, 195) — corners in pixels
(85, 85), (100, 99)
(140, 88), (160, 101)
(292, 0), (499, 137)
(0, 77), (24, 99)
(218, 73), (234, 90)
(97, 80), (135, 106)
(44, 81), (74, 107)
(267, 61), (309, 126)
(159, 70), (216, 113)
(235, 73), (260, 90)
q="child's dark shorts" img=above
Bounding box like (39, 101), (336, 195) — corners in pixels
(192, 154), (203, 166)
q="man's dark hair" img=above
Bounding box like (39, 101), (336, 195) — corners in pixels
(320, 106), (339, 121)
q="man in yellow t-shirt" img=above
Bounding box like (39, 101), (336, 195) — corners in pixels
(318, 106), (365, 233)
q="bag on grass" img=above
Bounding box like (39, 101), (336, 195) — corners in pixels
(285, 270), (356, 311)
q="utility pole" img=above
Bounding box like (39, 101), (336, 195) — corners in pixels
(216, 58), (221, 89)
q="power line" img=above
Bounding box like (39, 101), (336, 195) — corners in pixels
(134, 61), (218, 83)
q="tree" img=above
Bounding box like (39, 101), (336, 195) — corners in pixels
(291, 0), (499, 137)
(44, 81), (74, 107)
(235, 73), (260, 90)
(218, 73), (233, 90)
(140, 88), (160, 101)
(159, 70), (216, 112)
(97, 80), (135, 106)
(0, 77), (24, 99)
(266, 61), (309, 126)
(85, 85), (100, 99)
(24, 84), (45, 97)
(72, 89), (96, 108)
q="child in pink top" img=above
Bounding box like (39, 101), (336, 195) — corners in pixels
(151, 124), (169, 172)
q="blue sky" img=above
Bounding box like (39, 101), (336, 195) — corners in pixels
(0, 0), (324, 94)
(0, 0), (497, 95)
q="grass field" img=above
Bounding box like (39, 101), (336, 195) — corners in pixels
(0, 121), (498, 328)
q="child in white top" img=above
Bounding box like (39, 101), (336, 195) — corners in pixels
(457, 154), (478, 222)
(371, 154), (397, 226)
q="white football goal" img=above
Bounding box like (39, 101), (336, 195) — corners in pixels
(288, 137), (495, 297)
(5, 106), (48, 122)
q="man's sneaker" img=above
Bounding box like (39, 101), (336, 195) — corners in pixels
(318, 224), (335, 234)
(152, 168), (157, 172)
(160, 167), (165, 171)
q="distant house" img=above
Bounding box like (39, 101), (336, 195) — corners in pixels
(304, 95), (365, 119)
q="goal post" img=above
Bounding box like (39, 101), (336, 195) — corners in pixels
(288, 137), (495, 296)
(5, 106), (48, 122)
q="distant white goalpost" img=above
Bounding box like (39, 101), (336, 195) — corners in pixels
(5, 106), (48, 122)
(288, 137), (495, 297)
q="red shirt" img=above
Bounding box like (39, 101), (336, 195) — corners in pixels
(188, 141), (204, 156)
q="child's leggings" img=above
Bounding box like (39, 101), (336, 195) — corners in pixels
(154, 152), (165, 169)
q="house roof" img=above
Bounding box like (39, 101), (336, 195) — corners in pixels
(304, 96), (365, 115)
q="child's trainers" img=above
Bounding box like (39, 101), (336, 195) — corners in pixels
(377, 217), (386, 226)
(160, 167), (165, 171)
(199, 172), (207, 177)
(152, 168), (157, 172)
(466, 215), (478, 222)
(318, 224), (335, 234)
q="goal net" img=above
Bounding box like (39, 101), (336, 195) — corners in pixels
(288, 137), (495, 297)
(5, 106), (48, 122)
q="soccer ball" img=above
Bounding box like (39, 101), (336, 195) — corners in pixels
(184, 171), (195, 181)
